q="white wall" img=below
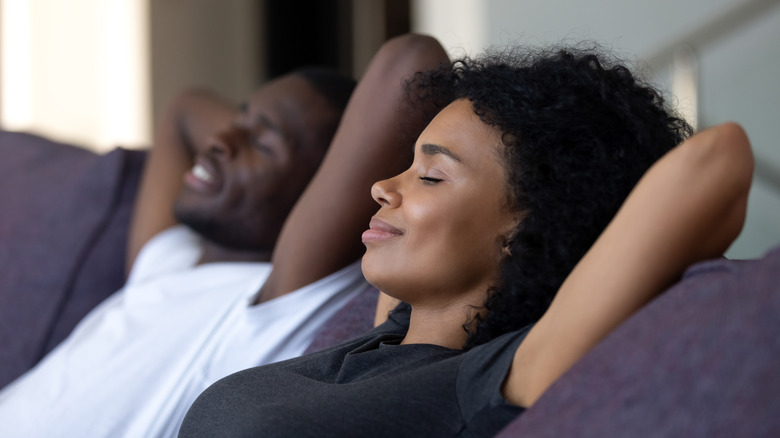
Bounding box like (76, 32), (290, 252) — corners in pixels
(0, 0), (150, 151)
(412, 0), (780, 259)
(0, 0), (260, 152)
(148, 0), (261, 131)
(413, 0), (745, 58)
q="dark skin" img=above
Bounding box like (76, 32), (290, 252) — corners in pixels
(129, 34), (449, 312)
(254, 34), (451, 305)
(127, 74), (340, 274)
(251, 35), (753, 408)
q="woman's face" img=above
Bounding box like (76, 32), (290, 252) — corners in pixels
(362, 99), (520, 307)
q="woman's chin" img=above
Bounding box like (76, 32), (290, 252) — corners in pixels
(360, 255), (379, 286)
(360, 255), (394, 293)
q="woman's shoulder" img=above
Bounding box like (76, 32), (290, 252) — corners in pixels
(462, 325), (534, 369)
(454, 326), (534, 434)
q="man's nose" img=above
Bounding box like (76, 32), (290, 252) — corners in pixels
(206, 125), (249, 158)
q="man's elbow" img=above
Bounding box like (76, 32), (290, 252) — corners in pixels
(371, 33), (448, 82)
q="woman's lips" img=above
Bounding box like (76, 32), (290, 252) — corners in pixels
(362, 217), (403, 243)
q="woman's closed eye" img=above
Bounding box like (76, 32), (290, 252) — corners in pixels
(419, 176), (443, 185)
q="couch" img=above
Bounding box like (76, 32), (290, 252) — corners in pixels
(1, 130), (777, 436)
(495, 248), (780, 437)
(0, 131), (144, 387)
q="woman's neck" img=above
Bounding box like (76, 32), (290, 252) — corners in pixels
(402, 302), (481, 350)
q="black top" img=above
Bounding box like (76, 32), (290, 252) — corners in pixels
(179, 308), (531, 438)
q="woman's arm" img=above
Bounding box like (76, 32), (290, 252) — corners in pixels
(256, 34), (449, 303)
(126, 89), (237, 273)
(504, 122), (754, 407)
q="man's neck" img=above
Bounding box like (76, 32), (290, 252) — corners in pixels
(197, 241), (272, 265)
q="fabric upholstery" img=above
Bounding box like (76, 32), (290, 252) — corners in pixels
(0, 131), (145, 388)
(496, 247), (780, 437)
(304, 284), (379, 354)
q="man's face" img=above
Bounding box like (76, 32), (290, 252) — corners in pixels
(173, 74), (337, 252)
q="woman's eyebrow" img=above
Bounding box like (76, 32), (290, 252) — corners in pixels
(420, 143), (463, 163)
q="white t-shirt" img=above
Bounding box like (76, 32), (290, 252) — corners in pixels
(0, 226), (370, 437)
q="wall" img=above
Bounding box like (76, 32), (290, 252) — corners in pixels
(0, 0), (150, 151)
(0, 0), (261, 152)
(149, 0), (262, 132)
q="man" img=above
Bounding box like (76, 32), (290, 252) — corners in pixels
(129, 68), (355, 269)
(0, 68), (370, 436)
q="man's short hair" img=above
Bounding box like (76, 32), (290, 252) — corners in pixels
(292, 67), (356, 114)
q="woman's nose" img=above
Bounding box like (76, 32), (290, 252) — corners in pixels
(371, 176), (401, 208)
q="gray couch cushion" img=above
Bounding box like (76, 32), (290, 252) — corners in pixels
(303, 284), (379, 354)
(496, 247), (780, 437)
(0, 131), (144, 389)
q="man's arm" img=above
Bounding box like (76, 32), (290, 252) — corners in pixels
(126, 90), (237, 273)
(257, 34), (449, 303)
(504, 122), (754, 407)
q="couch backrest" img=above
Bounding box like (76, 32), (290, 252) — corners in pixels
(0, 131), (145, 389)
(303, 284), (379, 354)
(496, 246), (780, 437)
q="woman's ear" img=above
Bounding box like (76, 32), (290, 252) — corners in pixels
(501, 238), (513, 258)
(498, 227), (517, 258)
(499, 210), (525, 259)
(494, 205), (524, 260)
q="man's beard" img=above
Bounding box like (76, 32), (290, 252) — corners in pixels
(172, 203), (273, 252)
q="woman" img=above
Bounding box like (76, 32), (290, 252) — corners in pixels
(178, 35), (753, 437)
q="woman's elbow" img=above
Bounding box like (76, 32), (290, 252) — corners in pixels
(685, 122), (754, 199)
(685, 122), (754, 254)
(709, 122), (753, 185)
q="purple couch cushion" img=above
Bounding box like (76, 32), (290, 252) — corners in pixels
(304, 284), (379, 354)
(0, 131), (144, 389)
(496, 246), (780, 437)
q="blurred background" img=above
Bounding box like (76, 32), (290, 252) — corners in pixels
(1, 0), (778, 259)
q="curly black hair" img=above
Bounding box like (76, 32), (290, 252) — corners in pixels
(406, 44), (693, 349)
